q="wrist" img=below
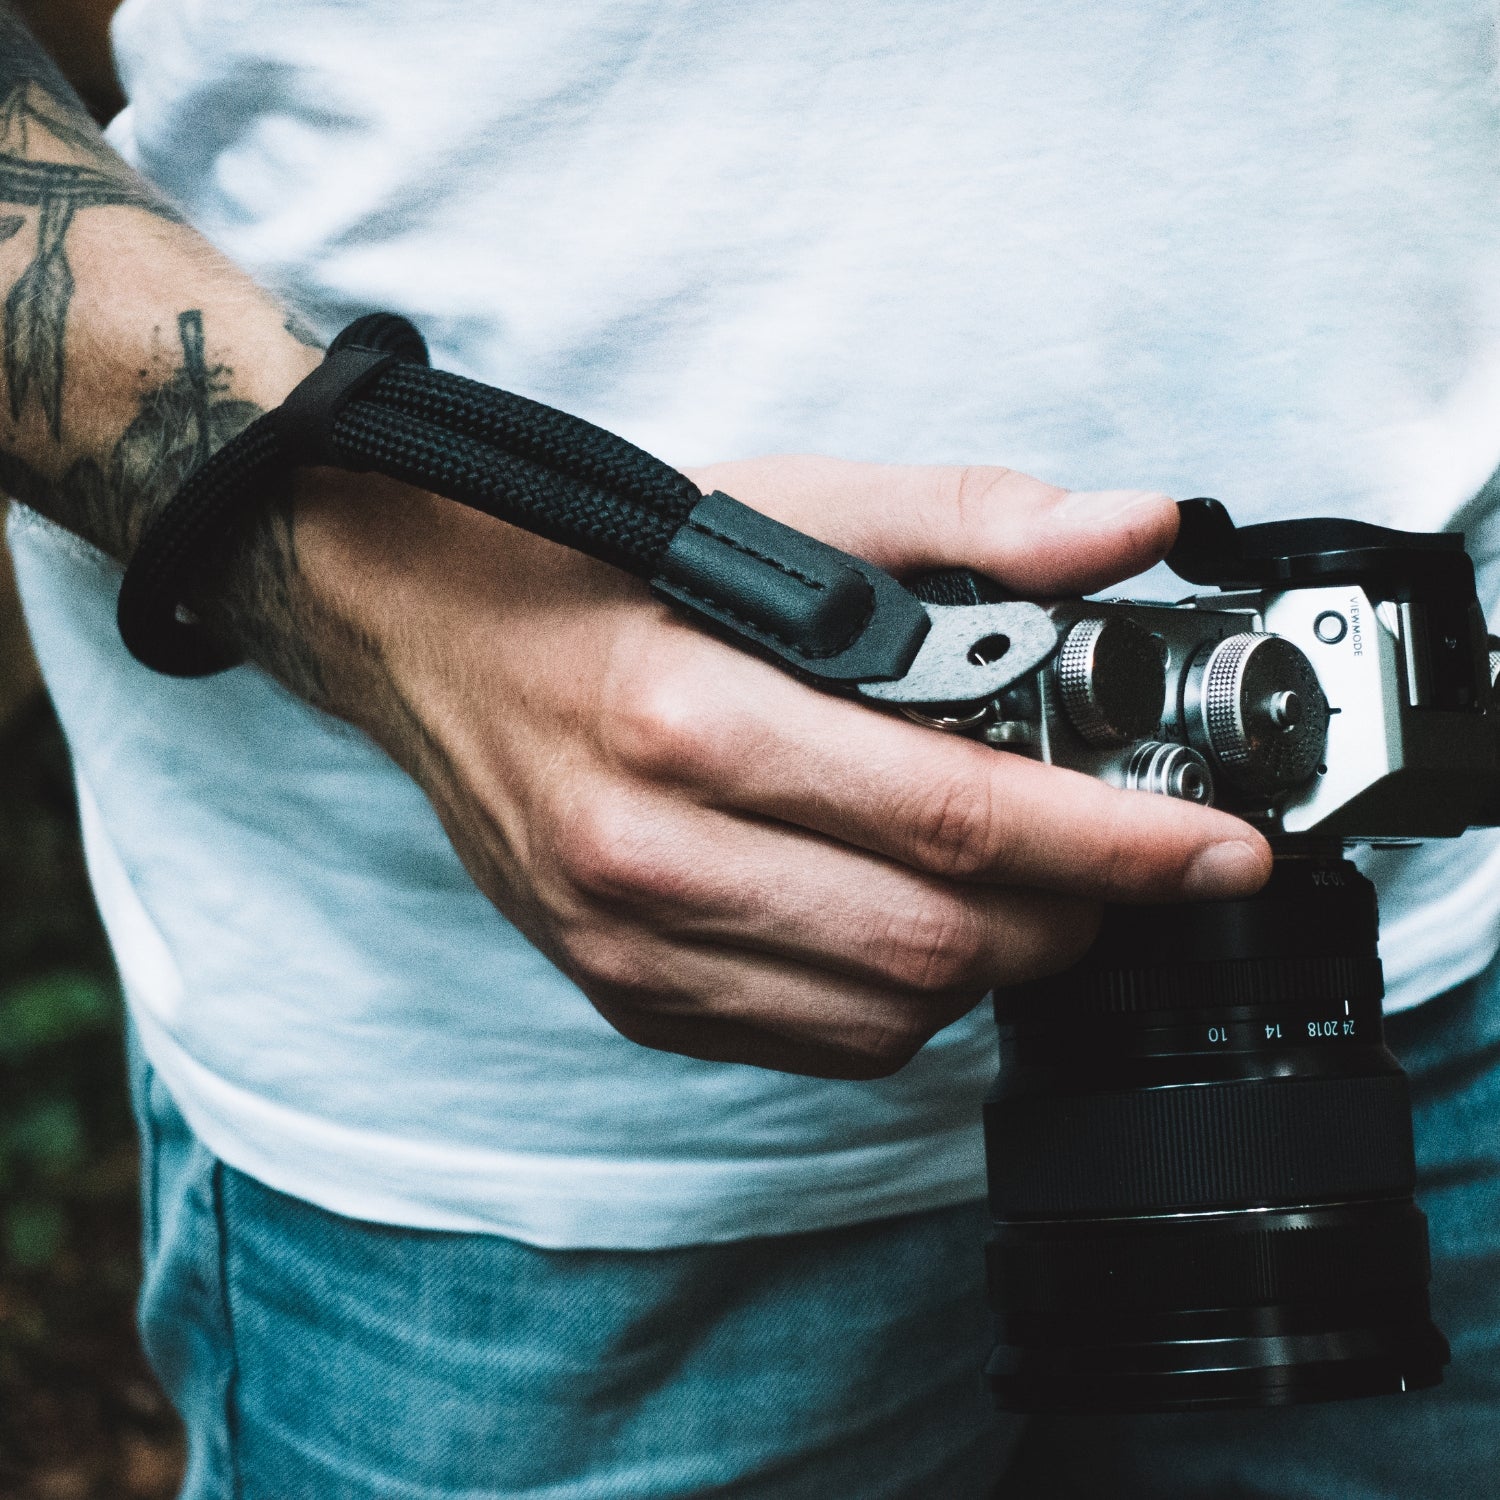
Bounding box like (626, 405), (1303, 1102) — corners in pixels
(206, 464), (416, 720)
(239, 467), (496, 772)
(277, 467), (640, 795)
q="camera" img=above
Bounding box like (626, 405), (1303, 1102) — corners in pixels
(909, 499), (1500, 1413)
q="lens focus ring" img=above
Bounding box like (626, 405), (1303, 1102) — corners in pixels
(986, 1073), (1415, 1217)
(990, 1204), (1432, 1314)
(983, 853), (1448, 1413)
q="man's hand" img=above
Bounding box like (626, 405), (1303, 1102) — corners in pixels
(0, 12), (1268, 1078)
(295, 456), (1272, 1079)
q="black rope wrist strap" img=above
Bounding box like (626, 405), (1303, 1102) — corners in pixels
(117, 313), (1057, 706)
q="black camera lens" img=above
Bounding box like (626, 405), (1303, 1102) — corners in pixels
(985, 852), (1449, 1412)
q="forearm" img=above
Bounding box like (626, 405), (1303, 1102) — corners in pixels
(0, 8), (1271, 1083)
(0, 7), (329, 689)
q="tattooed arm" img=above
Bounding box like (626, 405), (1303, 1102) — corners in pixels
(0, 11), (1264, 1076)
(0, 7), (328, 686)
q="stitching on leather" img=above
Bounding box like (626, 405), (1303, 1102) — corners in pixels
(663, 574), (875, 661)
(687, 519), (828, 591)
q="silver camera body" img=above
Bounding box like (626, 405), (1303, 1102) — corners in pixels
(913, 499), (1500, 839)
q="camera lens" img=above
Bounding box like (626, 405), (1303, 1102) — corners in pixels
(985, 852), (1448, 1412)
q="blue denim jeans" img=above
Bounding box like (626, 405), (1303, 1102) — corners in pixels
(128, 1035), (1018, 1498)
(133, 949), (1500, 1500)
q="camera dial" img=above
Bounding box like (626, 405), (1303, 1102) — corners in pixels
(1186, 632), (1329, 796)
(1056, 615), (1166, 747)
(1123, 740), (1214, 803)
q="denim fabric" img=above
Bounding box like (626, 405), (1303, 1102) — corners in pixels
(133, 944), (1500, 1500)
(129, 1035), (1018, 1499)
(1001, 953), (1500, 1498)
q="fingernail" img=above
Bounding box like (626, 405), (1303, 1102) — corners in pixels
(1183, 840), (1269, 899)
(1055, 489), (1170, 526)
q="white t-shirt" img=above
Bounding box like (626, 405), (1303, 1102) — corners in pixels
(12, 0), (1500, 1246)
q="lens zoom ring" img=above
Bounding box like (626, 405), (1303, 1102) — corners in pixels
(990, 1212), (1431, 1313)
(996, 954), (1384, 1019)
(987, 1074), (1414, 1217)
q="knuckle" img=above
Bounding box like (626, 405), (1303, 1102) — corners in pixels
(561, 926), (659, 1000)
(553, 796), (686, 908)
(932, 462), (1047, 549)
(948, 463), (1011, 531)
(551, 799), (637, 899)
(608, 674), (725, 781)
(905, 775), (1004, 878)
(876, 899), (985, 992)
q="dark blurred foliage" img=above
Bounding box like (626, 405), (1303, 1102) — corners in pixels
(0, 693), (184, 1497)
(0, 10), (182, 1492)
(9, 0), (126, 122)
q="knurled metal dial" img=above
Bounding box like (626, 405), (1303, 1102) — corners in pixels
(1056, 616), (1167, 747)
(1125, 741), (1215, 804)
(1190, 633), (1328, 795)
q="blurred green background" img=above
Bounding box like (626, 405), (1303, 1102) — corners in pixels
(0, 517), (183, 1497)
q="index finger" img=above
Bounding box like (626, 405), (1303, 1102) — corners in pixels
(613, 636), (1272, 904)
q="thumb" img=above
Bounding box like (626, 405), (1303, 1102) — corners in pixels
(687, 455), (1179, 596)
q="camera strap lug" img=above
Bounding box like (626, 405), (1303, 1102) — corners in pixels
(855, 599), (1059, 704)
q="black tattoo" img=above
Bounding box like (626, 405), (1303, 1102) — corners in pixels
(0, 11), (330, 701)
(0, 12), (180, 435)
(119, 309), (264, 523)
(140, 315), (329, 698)
(0, 309), (260, 548)
(0, 306), (327, 696)
(0, 13), (99, 156)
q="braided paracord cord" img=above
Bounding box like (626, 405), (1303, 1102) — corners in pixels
(117, 313), (703, 676)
